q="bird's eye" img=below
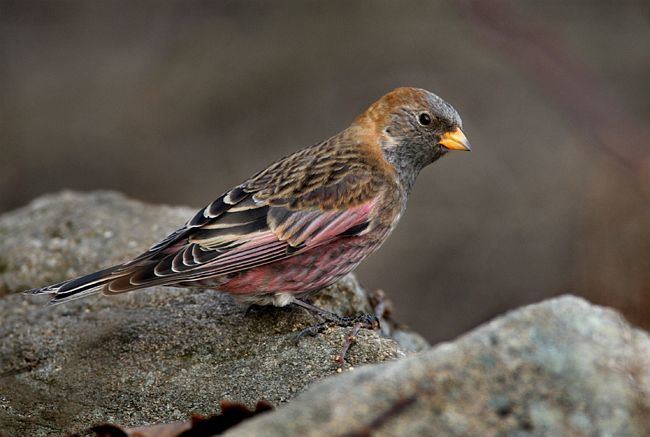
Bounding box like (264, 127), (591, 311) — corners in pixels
(418, 113), (432, 126)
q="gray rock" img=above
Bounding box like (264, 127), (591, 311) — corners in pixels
(0, 191), (427, 436)
(0, 190), (195, 297)
(228, 296), (650, 436)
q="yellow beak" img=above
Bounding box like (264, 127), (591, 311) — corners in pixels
(439, 128), (472, 151)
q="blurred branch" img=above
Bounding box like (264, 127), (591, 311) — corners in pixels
(459, 0), (650, 198)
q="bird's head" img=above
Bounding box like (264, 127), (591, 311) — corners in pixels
(355, 87), (471, 191)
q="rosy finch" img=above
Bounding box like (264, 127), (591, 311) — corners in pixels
(26, 87), (470, 326)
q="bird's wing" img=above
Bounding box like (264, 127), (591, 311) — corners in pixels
(105, 138), (389, 293)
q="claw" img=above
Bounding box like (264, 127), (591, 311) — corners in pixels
(292, 312), (379, 345)
(290, 299), (380, 360)
(293, 321), (329, 344)
(244, 304), (264, 317)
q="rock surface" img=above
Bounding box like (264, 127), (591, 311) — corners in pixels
(228, 296), (650, 436)
(0, 191), (195, 297)
(3, 191), (649, 436)
(0, 191), (426, 435)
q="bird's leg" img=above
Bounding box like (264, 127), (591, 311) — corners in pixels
(293, 320), (330, 339)
(291, 299), (344, 323)
(291, 299), (380, 339)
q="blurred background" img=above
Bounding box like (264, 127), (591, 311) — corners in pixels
(1, 0), (648, 343)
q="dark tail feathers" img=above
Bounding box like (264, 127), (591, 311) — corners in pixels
(24, 265), (123, 305)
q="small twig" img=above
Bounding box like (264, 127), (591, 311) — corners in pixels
(373, 296), (386, 321)
(335, 322), (362, 371)
(369, 288), (392, 322)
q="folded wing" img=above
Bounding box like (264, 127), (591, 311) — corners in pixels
(103, 140), (385, 294)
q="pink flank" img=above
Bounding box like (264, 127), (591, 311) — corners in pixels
(219, 200), (380, 295)
(220, 236), (379, 294)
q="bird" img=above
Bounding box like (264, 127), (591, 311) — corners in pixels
(25, 87), (470, 329)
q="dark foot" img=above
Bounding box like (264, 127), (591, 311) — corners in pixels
(289, 299), (383, 367)
(335, 312), (380, 330)
(244, 304), (266, 318)
(292, 299), (380, 344)
(293, 314), (379, 343)
(292, 299), (380, 329)
(294, 321), (330, 341)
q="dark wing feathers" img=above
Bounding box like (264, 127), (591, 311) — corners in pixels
(189, 220), (266, 247)
(201, 205), (268, 228)
(101, 135), (387, 294)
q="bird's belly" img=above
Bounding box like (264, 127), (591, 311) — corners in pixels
(216, 236), (384, 296)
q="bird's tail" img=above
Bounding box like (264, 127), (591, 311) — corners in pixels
(23, 265), (125, 305)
